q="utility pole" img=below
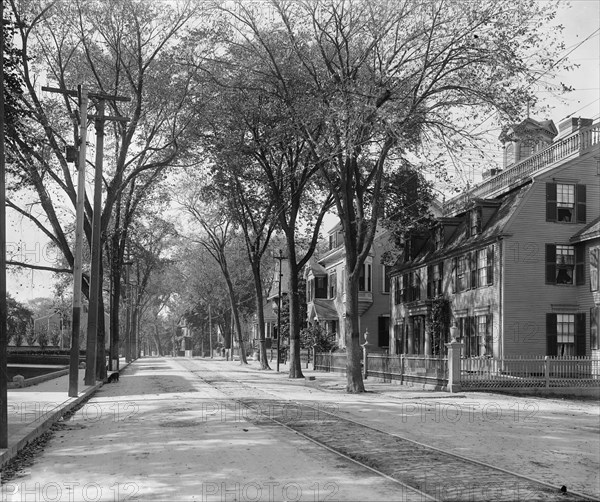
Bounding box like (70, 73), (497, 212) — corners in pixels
(1, 0), (9, 448)
(41, 86), (129, 387)
(69, 87), (88, 396)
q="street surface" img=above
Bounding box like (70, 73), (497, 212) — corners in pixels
(1, 357), (599, 501)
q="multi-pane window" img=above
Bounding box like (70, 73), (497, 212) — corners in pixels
(394, 276), (402, 305)
(461, 315), (492, 357)
(314, 276), (328, 298)
(546, 183), (586, 223)
(359, 263), (372, 292)
(382, 265), (391, 293)
(556, 314), (575, 356)
(556, 184), (575, 222)
(409, 271), (421, 302)
(556, 245), (575, 284)
(427, 262), (443, 298)
(328, 232), (340, 250)
(547, 313), (585, 356)
(477, 249), (487, 287)
(470, 208), (482, 236)
(434, 226), (443, 250)
(546, 244), (584, 286)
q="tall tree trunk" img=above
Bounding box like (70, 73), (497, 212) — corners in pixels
(252, 262), (270, 370)
(223, 272), (248, 364)
(286, 245), (303, 378)
(153, 322), (163, 356)
(345, 267), (365, 393)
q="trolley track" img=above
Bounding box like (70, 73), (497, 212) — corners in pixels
(176, 359), (598, 502)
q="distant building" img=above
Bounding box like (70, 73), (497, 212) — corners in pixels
(389, 117), (600, 359)
(304, 224), (394, 350)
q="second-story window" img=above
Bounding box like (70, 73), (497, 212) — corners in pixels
(359, 263), (372, 292)
(329, 272), (337, 298)
(328, 233), (337, 250)
(477, 249), (488, 287)
(409, 271), (421, 301)
(382, 265), (391, 293)
(315, 276), (328, 298)
(546, 244), (584, 285)
(427, 262), (443, 298)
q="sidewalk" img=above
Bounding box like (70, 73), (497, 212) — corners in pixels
(1, 360), (128, 470)
(225, 355), (459, 400)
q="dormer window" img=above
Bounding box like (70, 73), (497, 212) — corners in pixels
(469, 207), (481, 236)
(328, 233), (337, 250)
(434, 226), (443, 250)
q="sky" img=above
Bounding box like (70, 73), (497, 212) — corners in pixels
(6, 0), (600, 302)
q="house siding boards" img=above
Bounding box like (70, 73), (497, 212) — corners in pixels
(389, 118), (600, 358)
(500, 157), (600, 356)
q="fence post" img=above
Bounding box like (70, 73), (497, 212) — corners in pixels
(400, 354), (405, 384)
(545, 356), (550, 388)
(445, 341), (463, 393)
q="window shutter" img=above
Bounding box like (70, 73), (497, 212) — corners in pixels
(427, 265), (433, 298)
(576, 184), (586, 224)
(470, 252), (477, 289)
(575, 313), (586, 356)
(451, 257), (457, 293)
(469, 316), (477, 356)
(546, 313), (557, 356)
(439, 261), (444, 296)
(487, 246), (494, 285)
(575, 245), (585, 286)
(591, 307), (599, 350)
(485, 314), (493, 355)
(545, 244), (556, 284)
(546, 183), (557, 222)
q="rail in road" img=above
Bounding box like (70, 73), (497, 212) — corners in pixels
(176, 359), (597, 502)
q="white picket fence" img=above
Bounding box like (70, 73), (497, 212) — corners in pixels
(461, 356), (600, 389)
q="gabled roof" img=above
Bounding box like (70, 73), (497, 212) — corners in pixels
(570, 216), (600, 244)
(305, 257), (328, 277)
(499, 117), (558, 142)
(308, 298), (339, 322)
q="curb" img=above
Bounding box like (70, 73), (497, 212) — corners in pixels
(0, 381), (104, 470)
(7, 368), (70, 389)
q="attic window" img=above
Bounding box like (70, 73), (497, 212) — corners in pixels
(469, 208), (482, 236)
(434, 226), (443, 250)
(546, 183), (586, 223)
(557, 184), (575, 222)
